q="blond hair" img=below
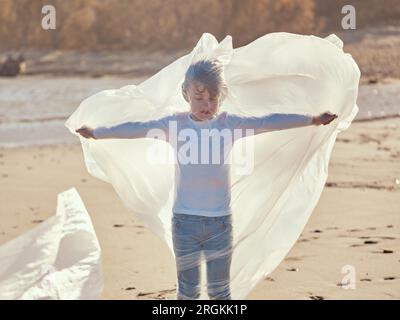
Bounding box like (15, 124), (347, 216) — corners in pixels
(182, 59), (228, 101)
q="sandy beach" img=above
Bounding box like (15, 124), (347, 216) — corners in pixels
(1, 116), (398, 300)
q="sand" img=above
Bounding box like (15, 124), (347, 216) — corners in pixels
(0, 117), (399, 300)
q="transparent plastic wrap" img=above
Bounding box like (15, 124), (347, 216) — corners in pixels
(0, 188), (103, 299)
(65, 32), (360, 299)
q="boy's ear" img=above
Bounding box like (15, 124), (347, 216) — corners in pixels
(182, 89), (189, 102)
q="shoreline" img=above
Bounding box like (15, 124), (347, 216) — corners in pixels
(0, 115), (398, 151)
(1, 74), (400, 149)
(0, 114), (399, 150)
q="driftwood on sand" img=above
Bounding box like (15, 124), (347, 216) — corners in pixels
(0, 53), (26, 77)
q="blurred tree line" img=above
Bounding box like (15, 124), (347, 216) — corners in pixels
(0, 0), (398, 51)
(0, 0), (319, 51)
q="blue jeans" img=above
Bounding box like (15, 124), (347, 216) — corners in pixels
(172, 213), (233, 300)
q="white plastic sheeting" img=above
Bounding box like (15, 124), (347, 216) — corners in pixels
(64, 32), (360, 299)
(0, 188), (103, 299)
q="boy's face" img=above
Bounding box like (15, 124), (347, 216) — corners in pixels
(183, 81), (220, 121)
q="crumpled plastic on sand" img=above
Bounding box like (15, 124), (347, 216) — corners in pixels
(0, 188), (103, 299)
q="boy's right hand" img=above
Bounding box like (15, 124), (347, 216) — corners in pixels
(312, 111), (338, 126)
(75, 125), (95, 139)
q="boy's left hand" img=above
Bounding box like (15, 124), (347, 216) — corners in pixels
(312, 111), (338, 126)
(75, 125), (95, 139)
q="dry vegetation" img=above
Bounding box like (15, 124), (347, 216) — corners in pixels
(0, 0), (399, 80)
(0, 0), (319, 50)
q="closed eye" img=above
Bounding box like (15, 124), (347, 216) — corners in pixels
(196, 97), (217, 101)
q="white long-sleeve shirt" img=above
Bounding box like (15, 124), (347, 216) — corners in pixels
(93, 111), (313, 217)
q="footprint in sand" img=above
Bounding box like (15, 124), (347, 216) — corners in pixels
(378, 236), (396, 240)
(285, 256), (303, 262)
(364, 240), (379, 244)
(137, 288), (175, 298)
(298, 238), (309, 242)
(372, 249), (394, 254)
(137, 291), (152, 297)
(124, 287), (136, 291)
(337, 281), (358, 287)
(286, 267), (299, 272)
(310, 229), (323, 233)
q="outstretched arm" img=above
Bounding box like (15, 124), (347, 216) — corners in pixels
(226, 111), (337, 135)
(75, 114), (174, 140)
